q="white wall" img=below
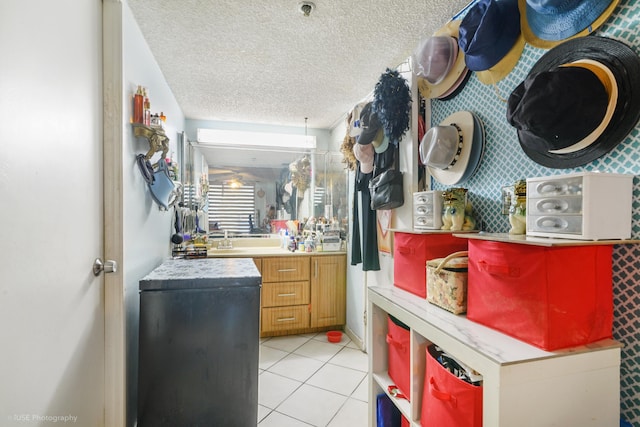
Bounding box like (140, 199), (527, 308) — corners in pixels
(122, 2), (186, 425)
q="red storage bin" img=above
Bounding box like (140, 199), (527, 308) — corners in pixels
(467, 240), (613, 350)
(387, 315), (411, 401)
(421, 345), (482, 427)
(394, 232), (468, 298)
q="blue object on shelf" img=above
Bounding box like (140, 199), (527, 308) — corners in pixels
(620, 419), (633, 427)
(376, 393), (401, 427)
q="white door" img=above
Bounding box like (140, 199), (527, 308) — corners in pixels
(0, 1), (112, 426)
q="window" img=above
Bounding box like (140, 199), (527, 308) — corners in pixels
(208, 183), (256, 233)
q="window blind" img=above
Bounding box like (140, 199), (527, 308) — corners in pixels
(208, 183), (256, 233)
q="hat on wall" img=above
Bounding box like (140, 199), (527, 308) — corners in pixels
(458, 0), (525, 85)
(519, 0), (620, 49)
(356, 102), (381, 145)
(416, 20), (470, 100)
(348, 102), (368, 137)
(506, 36), (640, 168)
(353, 142), (374, 174)
(419, 110), (485, 185)
(371, 129), (390, 154)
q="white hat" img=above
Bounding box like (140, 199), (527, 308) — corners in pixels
(420, 111), (484, 185)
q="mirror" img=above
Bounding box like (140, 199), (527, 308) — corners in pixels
(201, 145), (348, 236)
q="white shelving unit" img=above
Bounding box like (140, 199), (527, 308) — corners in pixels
(367, 285), (622, 426)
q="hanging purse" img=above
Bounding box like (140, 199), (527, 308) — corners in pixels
(149, 159), (176, 211)
(369, 143), (404, 210)
(137, 154), (176, 211)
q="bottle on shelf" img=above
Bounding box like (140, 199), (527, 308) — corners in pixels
(143, 88), (151, 126)
(133, 85), (144, 124)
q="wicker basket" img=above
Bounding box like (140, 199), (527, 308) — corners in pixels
(426, 251), (469, 314)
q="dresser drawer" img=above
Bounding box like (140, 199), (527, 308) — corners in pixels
(527, 215), (583, 235)
(413, 191), (443, 230)
(261, 257), (310, 282)
(261, 306), (309, 333)
(528, 196), (582, 215)
(527, 176), (583, 198)
(262, 281), (310, 307)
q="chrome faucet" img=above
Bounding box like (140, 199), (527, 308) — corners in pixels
(217, 230), (233, 249)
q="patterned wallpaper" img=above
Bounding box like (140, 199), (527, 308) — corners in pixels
(429, 1), (640, 424)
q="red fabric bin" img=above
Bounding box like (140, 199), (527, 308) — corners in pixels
(467, 240), (613, 350)
(421, 345), (482, 427)
(394, 232), (468, 298)
(387, 315), (411, 401)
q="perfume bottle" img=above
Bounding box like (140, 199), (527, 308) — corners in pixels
(143, 88), (151, 126)
(133, 85), (143, 123)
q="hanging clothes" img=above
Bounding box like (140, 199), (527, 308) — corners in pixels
(360, 170), (380, 271)
(350, 168), (362, 266)
(351, 163), (380, 270)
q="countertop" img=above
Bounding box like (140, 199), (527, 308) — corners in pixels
(139, 258), (261, 290)
(207, 247), (346, 258)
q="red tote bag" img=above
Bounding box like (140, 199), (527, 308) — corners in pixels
(421, 345), (482, 427)
(467, 240), (613, 350)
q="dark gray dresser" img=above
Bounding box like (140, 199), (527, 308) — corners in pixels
(137, 258), (261, 426)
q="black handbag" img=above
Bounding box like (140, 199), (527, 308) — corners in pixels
(369, 144), (404, 210)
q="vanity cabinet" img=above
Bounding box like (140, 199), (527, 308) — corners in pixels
(260, 257), (310, 334)
(310, 255), (346, 328)
(257, 253), (346, 337)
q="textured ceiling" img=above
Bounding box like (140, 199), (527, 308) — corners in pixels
(127, 0), (471, 129)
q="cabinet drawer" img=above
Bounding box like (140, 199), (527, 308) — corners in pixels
(262, 257), (310, 282)
(527, 214), (583, 235)
(528, 196), (582, 215)
(261, 306), (309, 333)
(527, 175), (583, 197)
(262, 281), (310, 307)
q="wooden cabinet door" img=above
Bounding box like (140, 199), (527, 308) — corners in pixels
(310, 255), (346, 328)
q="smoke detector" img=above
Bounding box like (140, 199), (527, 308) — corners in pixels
(298, 1), (315, 17)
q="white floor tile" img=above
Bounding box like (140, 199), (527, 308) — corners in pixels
(329, 347), (369, 372)
(260, 345), (289, 370)
(259, 370), (302, 409)
(327, 398), (369, 427)
(262, 335), (312, 353)
(351, 376), (369, 402)
(258, 405), (271, 423)
(294, 338), (344, 362)
(258, 410), (314, 426)
(306, 363), (366, 396)
(277, 384), (348, 427)
(346, 340), (360, 350)
(268, 352), (324, 382)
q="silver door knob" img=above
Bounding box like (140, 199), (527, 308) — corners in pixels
(93, 258), (118, 276)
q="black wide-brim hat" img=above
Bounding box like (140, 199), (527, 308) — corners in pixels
(512, 36), (640, 168)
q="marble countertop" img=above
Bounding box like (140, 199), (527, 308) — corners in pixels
(369, 285), (621, 366)
(139, 258), (261, 291)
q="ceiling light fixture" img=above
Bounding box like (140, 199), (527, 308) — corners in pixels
(298, 1), (315, 17)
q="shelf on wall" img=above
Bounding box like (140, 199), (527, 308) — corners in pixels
(132, 123), (169, 167)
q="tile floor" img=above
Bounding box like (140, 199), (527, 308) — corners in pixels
(258, 332), (369, 427)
